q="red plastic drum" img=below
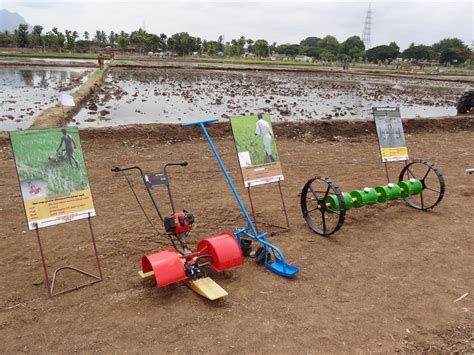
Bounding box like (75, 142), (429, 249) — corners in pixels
(142, 249), (187, 287)
(197, 233), (244, 272)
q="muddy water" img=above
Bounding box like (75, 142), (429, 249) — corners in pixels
(0, 57), (97, 65)
(73, 68), (462, 127)
(0, 66), (92, 131)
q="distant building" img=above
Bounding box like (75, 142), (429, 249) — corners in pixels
(294, 55), (312, 62)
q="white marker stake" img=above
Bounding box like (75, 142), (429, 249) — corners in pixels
(59, 94), (75, 120)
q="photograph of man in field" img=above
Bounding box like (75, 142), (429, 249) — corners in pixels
(230, 114), (280, 166)
(10, 127), (90, 197)
(255, 114), (276, 162)
(56, 128), (80, 167)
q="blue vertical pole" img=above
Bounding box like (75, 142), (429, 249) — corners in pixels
(197, 122), (258, 236)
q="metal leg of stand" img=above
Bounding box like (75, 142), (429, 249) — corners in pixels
(384, 162), (391, 184)
(35, 223), (52, 297)
(245, 179), (290, 236)
(278, 179), (290, 231)
(88, 214), (103, 279)
(34, 215), (103, 298)
(247, 186), (259, 234)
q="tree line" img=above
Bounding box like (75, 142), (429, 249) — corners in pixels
(0, 23), (471, 65)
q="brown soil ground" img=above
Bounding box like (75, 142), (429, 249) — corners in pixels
(0, 118), (473, 353)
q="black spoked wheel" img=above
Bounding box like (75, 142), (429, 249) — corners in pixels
(456, 90), (474, 114)
(300, 176), (346, 237)
(398, 160), (445, 210)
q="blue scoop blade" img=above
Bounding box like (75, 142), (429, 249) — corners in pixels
(265, 259), (300, 278)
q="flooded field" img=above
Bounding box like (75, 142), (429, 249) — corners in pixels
(73, 67), (463, 127)
(0, 66), (92, 131)
(0, 57), (97, 65)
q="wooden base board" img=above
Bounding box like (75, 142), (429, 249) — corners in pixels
(138, 270), (228, 301)
(185, 277), (228, 300)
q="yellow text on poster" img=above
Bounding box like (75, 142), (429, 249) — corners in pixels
(24, 189), (94, 223)
(380, 147), (409, 161)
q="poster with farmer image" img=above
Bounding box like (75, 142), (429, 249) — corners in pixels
(373, 107), (409, 162)
(10, 127), (96, 230)
(230, 114), (284, 187)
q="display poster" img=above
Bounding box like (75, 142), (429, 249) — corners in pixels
(10, 127), (96, 230)
(230, 114), (284, 187)
(373, 107), (409, 162)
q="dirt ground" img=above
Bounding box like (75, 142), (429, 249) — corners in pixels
(0, 118), (473, 353)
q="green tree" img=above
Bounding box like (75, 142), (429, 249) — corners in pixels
(158, 33), (167, 51)
(94, 30), (107, 47)
(46, 27), (65, 52)
(320, 49), (336, 61)
(275, 44), (301, 58)
(432, 38), (470, 64)
(0, 30), (15, 47)
(16, 24), (29, 48)
(402, 43), (435, 61)
(84, 31), (89, 40)
(366, 44), (400, 62)
(253, 39), (269, 57)
(440, 47), (470, 64)
(300, 36), (320, 47)
(130, 29), (148, 54)
(65, 30), (78, 51)
(30, 25), (44, 49)
(246, 38), (254, 53)
(167, 32), (199, 56)
(317, 35), (339, 58)
(109, 31), (116, 48)
(302, 46), (321, 58)
(339, 35), (365, 60)
(117, 31), (129, 51)
(228, 36), (246, 56)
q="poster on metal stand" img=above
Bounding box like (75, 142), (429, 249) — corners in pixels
(10, 127), (102, 297)
(373, 107), (410, 183)
(229, 114), (289, 235)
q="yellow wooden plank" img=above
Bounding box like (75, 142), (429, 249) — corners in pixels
(138, 270), (155, 279)
(186, 277), (228, 301)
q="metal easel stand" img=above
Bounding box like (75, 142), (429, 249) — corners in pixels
(383, 159), (410, 184)
(246, 178), (290, 236)
(34, 213), (103, 297)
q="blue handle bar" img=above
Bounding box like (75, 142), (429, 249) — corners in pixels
(181, 119), (220, 127)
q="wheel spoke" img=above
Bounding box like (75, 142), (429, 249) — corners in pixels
(321, 210), (327, 234)
(309, 185), (321, 203)
(422, 167), (432, 181)
(406, 166), (417, 179)
(420, 190), (424, 208)
(323, 185), (331, 200)
(307, 206), (320, 213)
(424, 185), (440, 193)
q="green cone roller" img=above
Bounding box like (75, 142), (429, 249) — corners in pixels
(398, 178), (423, 197)
(326, 180), (421, 212)
(375, 183), (402, 202)
(350, 187), (378, 208)
(301, 160), (445, 237)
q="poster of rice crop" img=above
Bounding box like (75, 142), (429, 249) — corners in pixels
(230, 114), (284, 187)
(10, 127), (96, 230)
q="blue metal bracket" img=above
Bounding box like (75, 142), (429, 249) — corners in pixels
(182, 119), (299, 278)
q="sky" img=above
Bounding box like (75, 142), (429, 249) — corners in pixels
(2, 0), (473, 50)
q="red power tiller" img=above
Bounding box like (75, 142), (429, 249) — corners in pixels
(112, 162), (243, 300)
